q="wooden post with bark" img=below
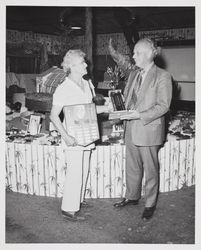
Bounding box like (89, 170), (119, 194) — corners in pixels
(85, 7), (94, 81)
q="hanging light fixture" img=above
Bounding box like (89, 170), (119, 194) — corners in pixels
(70, 26), (82, 30)
(59, 8), (82, 33)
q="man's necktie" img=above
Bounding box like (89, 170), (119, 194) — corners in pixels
(135, 70), (143, 94)
(125, 70), (144, 110)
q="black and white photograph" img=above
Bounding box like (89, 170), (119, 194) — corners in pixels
(1, 0), (200, 248)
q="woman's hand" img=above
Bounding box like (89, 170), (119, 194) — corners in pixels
(63, 134), (78, 147)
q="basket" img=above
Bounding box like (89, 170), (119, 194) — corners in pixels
(25, 93), (53, 112)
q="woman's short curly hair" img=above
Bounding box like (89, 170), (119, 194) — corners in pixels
(61, 49), (86, 75)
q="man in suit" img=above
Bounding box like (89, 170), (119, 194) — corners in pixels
(109, 38), (172, 220)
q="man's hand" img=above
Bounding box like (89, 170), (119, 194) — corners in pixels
(96, 104), (112, 114)
(120, 110), (140, 120)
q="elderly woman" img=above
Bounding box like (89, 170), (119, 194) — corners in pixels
(50, 49), (107, 221)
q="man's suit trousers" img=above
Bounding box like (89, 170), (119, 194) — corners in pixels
(125, 122), (160, 207)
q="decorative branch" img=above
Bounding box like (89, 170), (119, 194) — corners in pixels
(108, 38), (138, 79)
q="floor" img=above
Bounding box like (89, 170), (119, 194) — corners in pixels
(6, 185), (195, 244)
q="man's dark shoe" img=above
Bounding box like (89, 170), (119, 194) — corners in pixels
(142, 206), (156, 220)
(113, 198), (139, 208)
(61, 210), (85, 221)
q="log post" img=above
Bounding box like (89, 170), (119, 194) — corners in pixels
(85, 7), (93, 81)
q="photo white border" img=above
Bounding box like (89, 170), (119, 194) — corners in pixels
(1, 1), (200, 250)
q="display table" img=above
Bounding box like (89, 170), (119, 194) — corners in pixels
(5, 138), (195, 198)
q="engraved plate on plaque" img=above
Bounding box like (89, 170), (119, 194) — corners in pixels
(63, 103), (100, 146)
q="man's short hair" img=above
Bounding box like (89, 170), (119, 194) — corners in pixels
(137, 38), (158, 58)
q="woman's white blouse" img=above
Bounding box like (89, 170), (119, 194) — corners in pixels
(53, 77), (93, 107)
(52, 77), (95, 150)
